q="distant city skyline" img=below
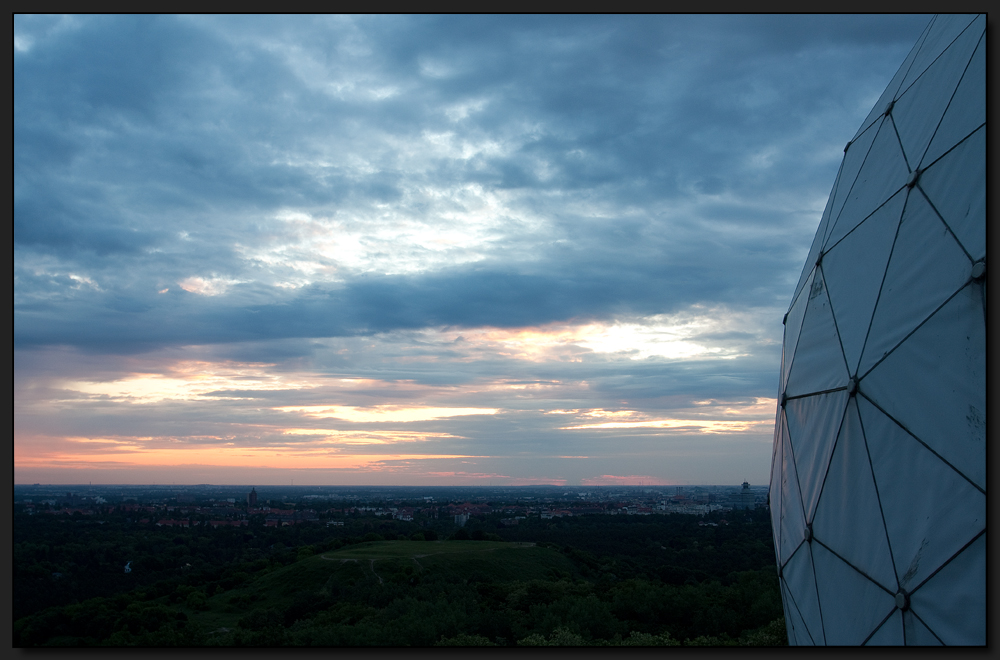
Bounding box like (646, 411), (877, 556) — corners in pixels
(14, 15), (929, 486)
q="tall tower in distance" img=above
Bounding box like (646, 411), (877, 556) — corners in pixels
(739, 482), (754, 511)
(247, 487), (258, 507)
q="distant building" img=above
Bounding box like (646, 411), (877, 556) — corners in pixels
(734, 481), (755, 510)
(247, 487), (258, 507)
(454, 513), (469, 527)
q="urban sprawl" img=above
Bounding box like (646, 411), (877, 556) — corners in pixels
(14, 483), (767, 530)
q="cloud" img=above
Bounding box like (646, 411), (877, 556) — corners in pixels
(14, 15), (931, 485)
(16, 15), (928, 346)
(178, 277), (244, 297)
(274, 405), (498, 423)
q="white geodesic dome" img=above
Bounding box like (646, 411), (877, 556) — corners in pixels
(770, 14), (985, 646)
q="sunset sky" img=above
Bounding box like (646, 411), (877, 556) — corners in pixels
(14, 14), (929, 486)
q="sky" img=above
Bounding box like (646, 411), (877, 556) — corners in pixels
(14, 14), (931, 487)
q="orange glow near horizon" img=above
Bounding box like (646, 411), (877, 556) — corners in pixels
(16, 436), (479, 470)
(16, 338), (779, 484)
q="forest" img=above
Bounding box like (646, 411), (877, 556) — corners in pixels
(14, 505), (786, 646)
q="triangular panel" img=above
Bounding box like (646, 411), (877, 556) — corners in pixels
(783, 545), (825, 645)
(825, 120), (882, 245)
(769, 411), (786, 556)
(890, 20), (981, 169)
(812, 542), (895, 645)
(781, 578), (813, 645)
(781, 269), (813, 393)
(907, 533), (985, 646)
(785, 390), (849, 522)
(832, 120), (909, 241)
(769, 403), (782, 478)
(812, 398), (897, 591)
(897, 15), (980, 94)
(778, 421), (807, 564)
(864, 610), (903, 646)
(862, 283), (985, 489)
(858, 191), (971, 377)
(785, 269), (849, 397)
(902, 612), (942, 646)
(779, 580), (796, 645)
(921, 33), (984, 168)
(857, 397), (986, 593)
(773, 16), (984, 646)
(853, 20), (930, 141)
(792, 177), (838, 307)
(822, 190), (905, 374)
(918, 126), (985, 262)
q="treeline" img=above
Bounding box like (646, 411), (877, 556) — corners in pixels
(491, 508), (777, 584)
(13, 513), (439, 621)
(14, 509), (786, 646)
(214, 563), (784, 646)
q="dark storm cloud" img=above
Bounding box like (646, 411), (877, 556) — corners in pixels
(16, 255), (787, 353)
(15, 14), (928, 351)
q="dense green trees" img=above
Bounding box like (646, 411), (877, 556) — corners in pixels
(14, 510), (786, 646)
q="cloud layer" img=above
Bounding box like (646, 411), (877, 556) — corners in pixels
(14, 14), (929, 485)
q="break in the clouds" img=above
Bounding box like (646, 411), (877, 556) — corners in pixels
(14, 14), (929, 486)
